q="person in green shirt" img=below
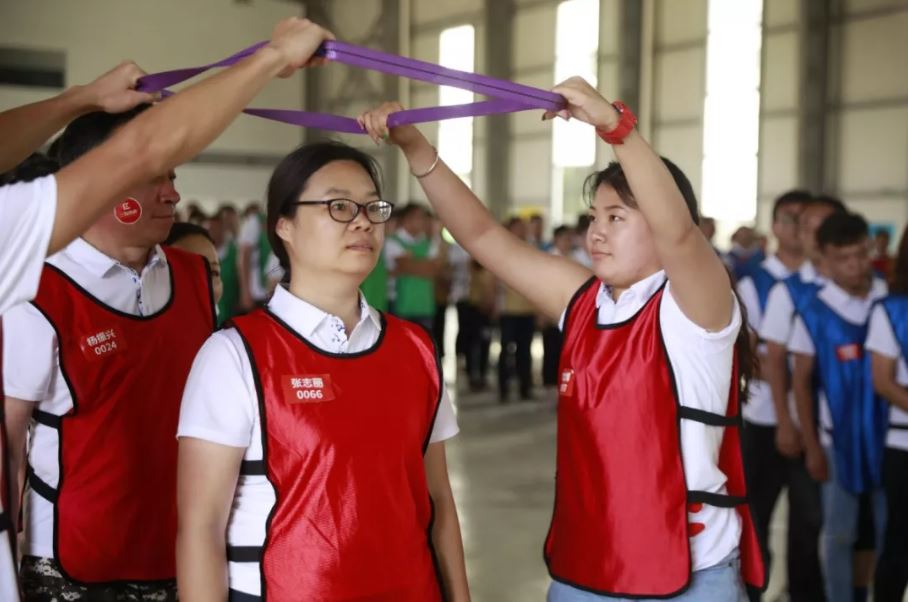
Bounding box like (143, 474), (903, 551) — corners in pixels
(385, 203), (446, 333)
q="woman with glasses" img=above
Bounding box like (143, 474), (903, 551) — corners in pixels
(174, 142), (470, 602)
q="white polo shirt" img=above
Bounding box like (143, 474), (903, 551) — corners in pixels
(787, 278), (888, 447)
(561, 271), (743, 573)
(2, 238), (172, 559)
(736, 255), (794, 425)
(0, 176), (57, 317)
(865, 303), (908, 451)
(177, 284), (459, 596)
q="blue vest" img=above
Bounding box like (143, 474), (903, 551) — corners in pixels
(783, 272), (822, 316)
(873, 295), (908, 435)
(747, 263), (779, 313)
(800, 295), (883, 493)
(880, 295), (908, 364)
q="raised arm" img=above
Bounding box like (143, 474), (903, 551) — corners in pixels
(360, 103), (592, 322)
(50, 17), (333, 255)
(0, 62), (155, 174)
(547, 78), (733, 330)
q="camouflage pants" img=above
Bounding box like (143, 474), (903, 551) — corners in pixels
(20, 556), (178, 602)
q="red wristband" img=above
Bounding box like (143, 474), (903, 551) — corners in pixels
(596, 101), (637, 145)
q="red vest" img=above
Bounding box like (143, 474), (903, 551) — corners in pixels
(231, 309), (443, 602)
(544, 278), (765, 596)
(28, 247), (214, 584)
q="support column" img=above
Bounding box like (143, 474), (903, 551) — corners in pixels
(798, 0), (831, 191)
(484, 0), (514, 219)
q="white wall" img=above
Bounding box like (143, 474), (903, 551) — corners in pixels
(12, 0), (904, 243)
(827, 0), (908, 241)
(0, 0), (306, 211)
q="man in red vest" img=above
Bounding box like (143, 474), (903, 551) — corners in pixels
(2, 108), (216, 600)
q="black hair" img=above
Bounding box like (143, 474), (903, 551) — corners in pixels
(396, 203), (429, 221)
(816, 212), (869, 249)
(772, 189), (811, 221)
(807, 194), (847, 214)
(54, 104), (152, 167)
(267, 141), (383, 278)
(583, 157), (699, 225)
(581, 158), (760, 402)
(0, 152), (59, 185)
(164, 222), (214, 247)
(553, 225), (572, 238)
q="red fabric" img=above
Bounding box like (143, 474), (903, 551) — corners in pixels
(544, 279), (765, 596)
(232, 310), (444, 602)
(32, 248), (213, 584)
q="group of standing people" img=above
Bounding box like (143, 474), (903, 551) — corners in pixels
(0, 13), (904, 602)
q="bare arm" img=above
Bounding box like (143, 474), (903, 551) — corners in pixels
(765, 340), (803, 457)
(0, 62), (155, 174)
(871, 351), (908, 412)
(3, 397), (33, 537)
(176, 437), (245, 602)
(48, 18), (333, 255)
(424, 442), (470, 601)
(791, 353), (827, 481)
(538, 78), (733, 330)
(359, 106), (591, 322)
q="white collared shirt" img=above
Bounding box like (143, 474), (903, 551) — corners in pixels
(865, 303), (908, 451)
(0, 176), (57, 317)
(736, 255), (796, 425)
(177, 285), (459, 596)
(788, 278), (888, 445)
(2, 237), (172, 559)
(759, 261), (826, 346)
(562, 271), (743, 573)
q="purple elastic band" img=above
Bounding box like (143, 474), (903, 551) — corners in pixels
(137, 40), (565, 133)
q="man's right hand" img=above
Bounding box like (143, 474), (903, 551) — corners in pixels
(78, 61), (156, 114)
(775, 419), (803, 458)
(268, 17), (335, 78)
(805, 444), (829, 483)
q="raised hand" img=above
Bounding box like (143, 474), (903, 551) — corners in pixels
(268, 17), (335, 78)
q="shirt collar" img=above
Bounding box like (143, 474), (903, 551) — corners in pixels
(763, 254), (791, 279)
(395, 228), (422, 244)
(267, 284), (380, 338)
(60, 238), (167, 278)
(799, 260), (825, 284)
(596, 270), (667, 309)
(821, 277), (889, 306)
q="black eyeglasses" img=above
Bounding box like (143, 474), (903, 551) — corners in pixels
(289, 198), (395, 224)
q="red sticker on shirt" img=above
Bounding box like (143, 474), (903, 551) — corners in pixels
(835, 343), (862, 362)
(79, 327), (127, 361)
(114, 198), (143, 225)
(282, 374), (337, 404)
(559, 369), (575, 397)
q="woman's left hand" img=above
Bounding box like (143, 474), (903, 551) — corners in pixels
(548, 76), (621, 130)
(358, 101), (425, 150)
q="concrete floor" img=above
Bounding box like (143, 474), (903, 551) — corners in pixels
(444, 386), (791, 602)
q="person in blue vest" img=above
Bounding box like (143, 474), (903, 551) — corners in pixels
(760, 196), (846, 457)
(788, 212), (889, 602)
(865, 223), (908, 601)
(736, 190), (825, 601)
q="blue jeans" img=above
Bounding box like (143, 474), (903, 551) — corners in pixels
(546, 550), (747, 601)
(820, 446), (887, 602)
